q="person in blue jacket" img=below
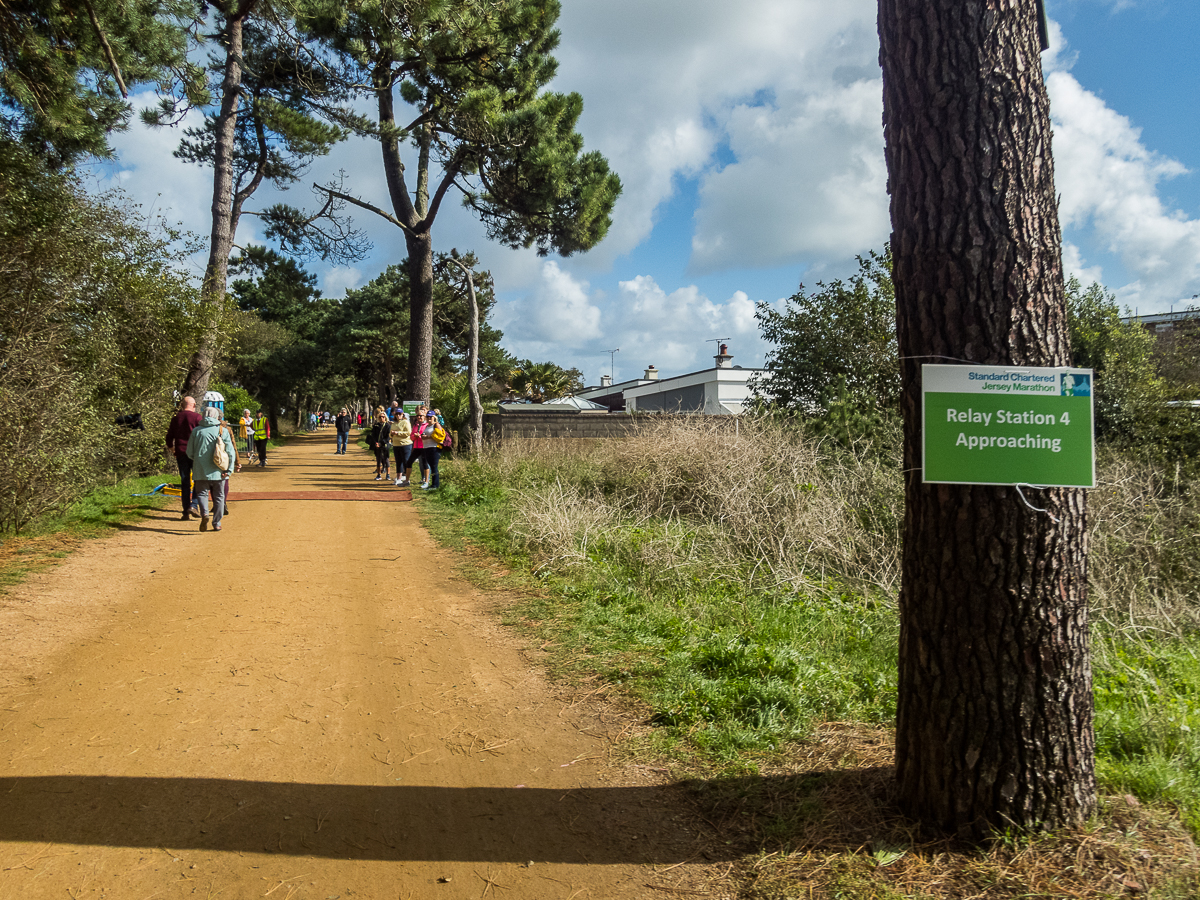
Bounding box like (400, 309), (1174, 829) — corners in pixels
(185, 406), (237, 532)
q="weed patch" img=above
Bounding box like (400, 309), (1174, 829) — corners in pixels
(416, 418), (1200, 892)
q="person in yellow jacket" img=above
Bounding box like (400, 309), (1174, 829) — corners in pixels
(252, 409), (271, 467)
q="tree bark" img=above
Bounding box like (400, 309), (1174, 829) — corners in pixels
(878, 0), (1095, 836)
(449, 259), (485, 450)
(404, 231), (435, 403)
(180, 5), (255, 405)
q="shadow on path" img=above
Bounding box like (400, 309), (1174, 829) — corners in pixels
(0, 775), (705, 862)
(0, 768), (900, 862)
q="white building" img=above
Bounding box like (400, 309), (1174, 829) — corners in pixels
(577, 346), (767, 416)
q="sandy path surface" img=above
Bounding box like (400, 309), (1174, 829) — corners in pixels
(0, 433), (714, 899)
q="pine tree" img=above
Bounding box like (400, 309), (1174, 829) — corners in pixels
(306, 0), (621, 403)
(879, 0), (1095, 835)
(155, 3), (360, 405)
(0, 0), (203, 164)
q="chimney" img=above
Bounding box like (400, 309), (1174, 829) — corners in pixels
(714, 343), (733, 369)
(600, 374), (612, 387)
(644, 365), (659, 380)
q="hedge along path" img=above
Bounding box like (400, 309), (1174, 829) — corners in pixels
(0, 431), (709, 899)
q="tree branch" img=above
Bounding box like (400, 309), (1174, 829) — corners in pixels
(80, 0), (127, 97)
(313, 182), (414, 238)
(424, 151), (465, 230)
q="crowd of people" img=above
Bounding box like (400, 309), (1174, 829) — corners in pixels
(361, 402), (448, 491)
(163, 398), (450, 532)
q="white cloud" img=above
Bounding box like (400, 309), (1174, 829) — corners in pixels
(1062, 242), (1105, 288)
(493, 261), (603, 359)
(608, 276), (766, 375)
(691, 78), (889, 272)
(1048, 70), (1200, 310)
(321, 266), (363, 297)
(551, 0), (884, 270)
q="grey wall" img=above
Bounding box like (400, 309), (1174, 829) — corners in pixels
(484, 412), (639, 440)
(632, 384), (705, 412)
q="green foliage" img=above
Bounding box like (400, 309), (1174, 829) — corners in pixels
(305, 0), (620, 250)
(1066, 277), (1164, 445)
(753, 247), (897, 413)
(0, 141), (202, 531)
(507, 359), (583, 401)
(418, 421), (1200, 834)
(224, 248), (353, 427)
(231, 245), (332, 341)
(329, 255), (512, 403)
(0, 0), (204, 164)
(1094, 640), (1200, 837)
(208, 380), (258, 418)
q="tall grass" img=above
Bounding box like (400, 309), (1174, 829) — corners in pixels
(431, 416), (1200, 826)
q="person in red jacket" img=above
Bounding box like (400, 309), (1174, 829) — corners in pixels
(164, 396), (202, 520)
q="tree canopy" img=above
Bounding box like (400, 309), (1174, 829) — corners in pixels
(0, 0), (203, 165)
(305, 0), (620, 401)
(752, 247), (897, 414)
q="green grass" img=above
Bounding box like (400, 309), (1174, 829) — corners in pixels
(1094, 639), (1200, 836)
(423, 462), (899, 767)
(12, 472), (175, 539)
(420, 445), (1200, 836)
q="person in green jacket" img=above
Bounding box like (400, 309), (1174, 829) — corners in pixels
(185, 407), (237, 532)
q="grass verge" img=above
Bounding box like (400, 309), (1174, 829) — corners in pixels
(0, 472), (173, 590)
(412, 424), (1200, 898)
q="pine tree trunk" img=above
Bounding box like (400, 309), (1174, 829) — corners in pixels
(878, 0), (1096, 836)
(180, 12), (247, 405)
(405, 231), (435, 403)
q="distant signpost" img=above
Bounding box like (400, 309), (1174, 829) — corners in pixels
(922, 364), (1095, 487)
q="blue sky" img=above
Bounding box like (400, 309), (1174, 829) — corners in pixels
(94, 0), (1200, 386)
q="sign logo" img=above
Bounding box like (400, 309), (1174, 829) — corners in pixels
(922, 365), (1095, 487)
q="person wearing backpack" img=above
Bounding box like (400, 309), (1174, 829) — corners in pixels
(185, 406), (237, 532)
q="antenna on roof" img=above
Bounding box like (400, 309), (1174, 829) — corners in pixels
(604, 348), (619, 383)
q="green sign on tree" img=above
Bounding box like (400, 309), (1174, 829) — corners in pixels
(923, 365), (1095, 487)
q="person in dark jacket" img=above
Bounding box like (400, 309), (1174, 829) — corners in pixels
(369, 409), (391, 481)
(335, 407), (352, 454)
(164, 397), (202, 520)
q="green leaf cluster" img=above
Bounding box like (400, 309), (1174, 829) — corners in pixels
(752, 247), (897, 415)
(0, 0), (204, 165)
(0, 140), (203, 531)
(507, 359), (582, 402)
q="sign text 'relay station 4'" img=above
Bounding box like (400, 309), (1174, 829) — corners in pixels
(922, 364), (1095, 488)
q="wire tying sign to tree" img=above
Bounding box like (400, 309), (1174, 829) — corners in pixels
(922, 364), (1095, 487)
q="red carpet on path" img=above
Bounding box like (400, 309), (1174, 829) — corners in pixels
(227, 490), (412, 502)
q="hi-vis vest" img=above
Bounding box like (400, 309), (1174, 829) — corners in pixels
(252, 416), (269, 440)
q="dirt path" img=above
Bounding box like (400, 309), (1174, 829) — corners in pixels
(0, 433), (717, 899)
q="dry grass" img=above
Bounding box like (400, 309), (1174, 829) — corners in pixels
(1088, 450), (1200, 638)
(489, 418), (902, 597)
(681, 727), (1200, 900)
(485, 418), (1200, 637)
